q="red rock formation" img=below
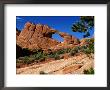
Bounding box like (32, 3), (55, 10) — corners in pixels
(49, 32), (80, 52)
(58, 32), (80, 45)
(17, 22), (80, 51)
(80, 38), (88, 46)
(17, 22), (59, 50)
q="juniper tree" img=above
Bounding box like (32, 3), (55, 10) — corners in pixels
(72, 16), (94, 38)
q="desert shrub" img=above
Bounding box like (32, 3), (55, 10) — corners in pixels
(54, 54), (60, 60)
(71, 46), (79, 52)
(39, 71), (48, 74)
(80, 43), (94, 54)
(30, 50), (60, 61)
(70, 50), (76, 56)
(64, 48), (71, 53)
(32, 52), (44, 60)
(83, 67), (94, 74)
(70, 47), (79, 56)
(75, 46), (80, 52)
(85, 38), (94, 44)
(23, 56), (31, 64)
(88, 43), (94, 53)
(38, 57), (45, 62)
(16, 59), (21, 63)
(23, 56), (36, 64)
(53, 48), (72, 55)
(80, 45), (88, 50)
(47, 53), (55, 58)
(24, 56), (29, 60)
(55, 49), (65, 54)
(48, 53), (60, 60)
(83, 48), (91, 54)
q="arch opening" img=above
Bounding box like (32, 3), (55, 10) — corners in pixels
(52, 33), (64, 42)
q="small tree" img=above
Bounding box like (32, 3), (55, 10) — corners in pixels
(72, 16), (94, 38)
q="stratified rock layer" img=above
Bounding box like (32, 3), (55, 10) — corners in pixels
(17, 22), (59, 50)
(16, 53), (94, 74)
(58, 32), (80, 45)
(17, 22), (80, 51)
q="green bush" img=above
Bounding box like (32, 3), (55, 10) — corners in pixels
(16, 59), (21, 63)
(53, 48), (72, 55)
(48, 53), (55, 58)
(22, 50), (46, 63)
(32, 52), (44, 60)
(83, 68), (94, 74)
(83, 48), (91, 54)
(80, 43), (94, 54)
(74, 46), (80, 51)
(70, 46), (79, 56)
(39, 71), (48, 74)
(23, 56), (30, 64)
(70, 51), (76, 56)
(64, 48), (71, 53)
(55, 49), (65, 54)
(38, 57), (45, 62)
(54, 54), (60, 60)
(48, 53), (60, 60)
(89, 43), (94, 53)
(85, 38), (94, 44)
(80, 45), (88, 50)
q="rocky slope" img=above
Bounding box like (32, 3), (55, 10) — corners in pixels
(16, 53), (94, 74)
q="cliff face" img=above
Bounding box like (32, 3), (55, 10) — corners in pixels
(17, 22), (59, 50)
(16, 22), (80, 51)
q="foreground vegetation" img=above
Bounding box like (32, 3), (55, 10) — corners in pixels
(16, 38), (94, 67)
(83, 67), (94, 74)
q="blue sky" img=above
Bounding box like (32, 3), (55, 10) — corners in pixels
(16, 16), (94, 42)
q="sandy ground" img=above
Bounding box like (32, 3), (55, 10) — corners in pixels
(16, 53), (94, 74)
